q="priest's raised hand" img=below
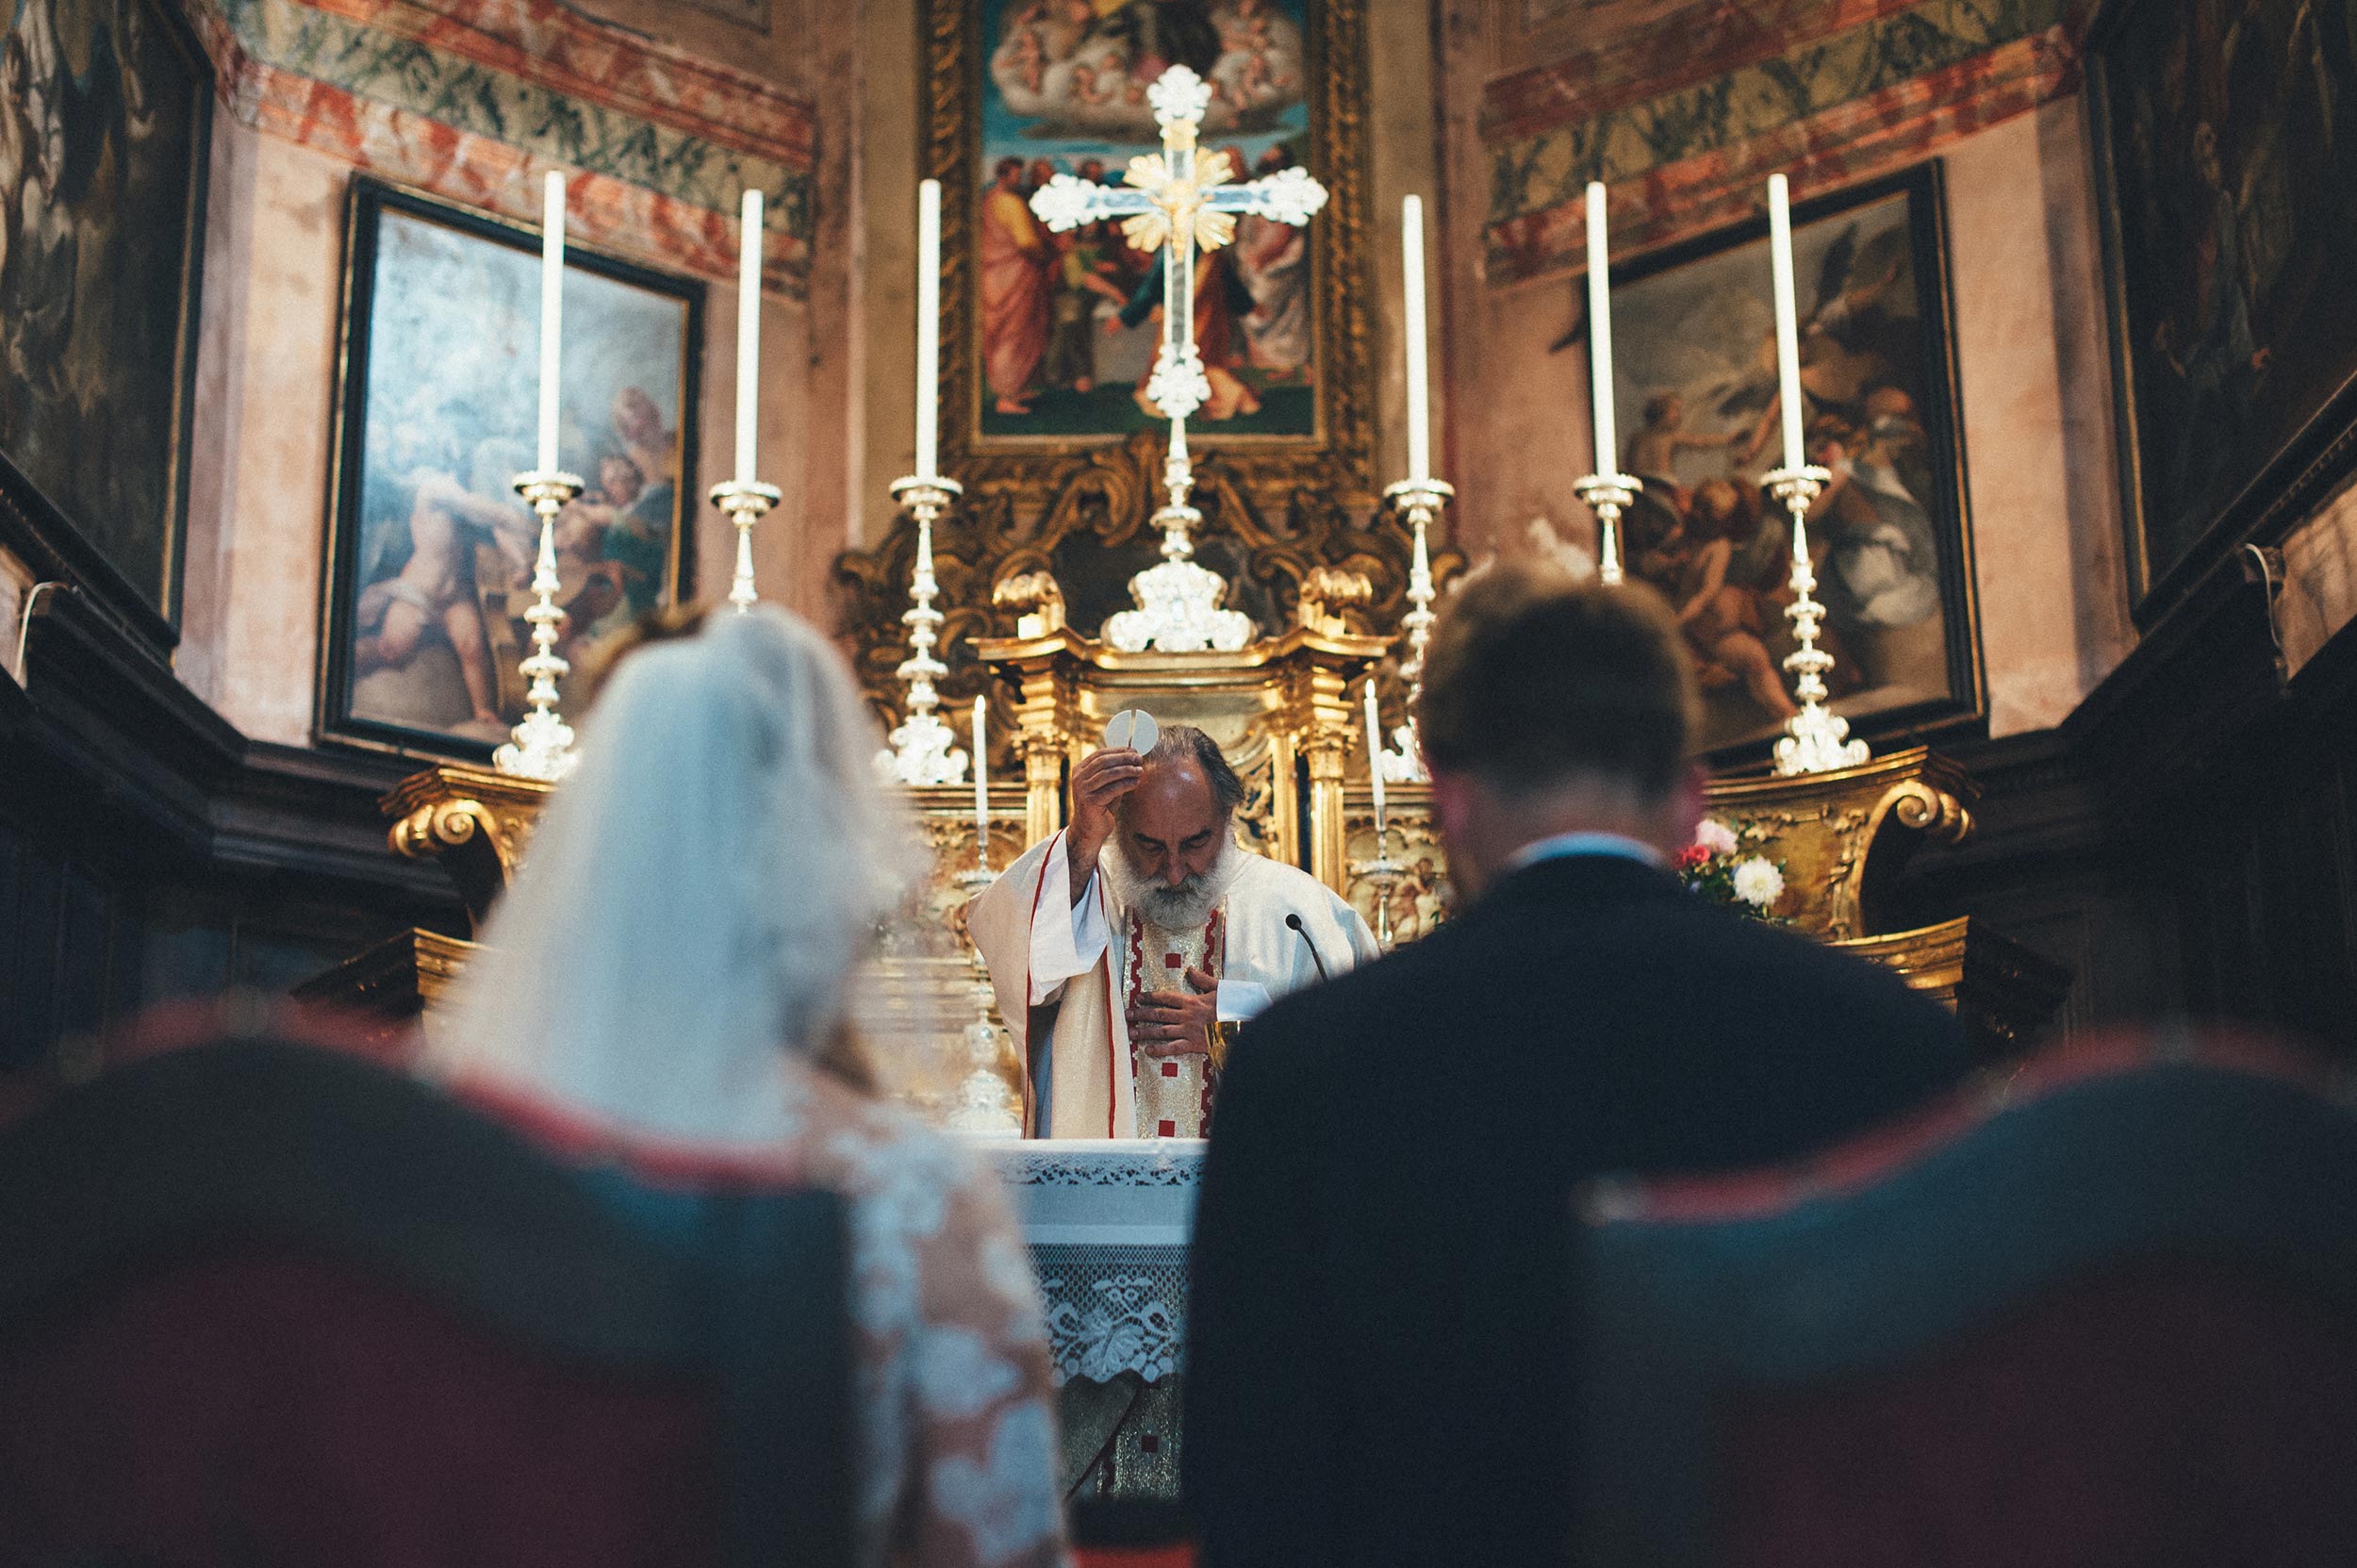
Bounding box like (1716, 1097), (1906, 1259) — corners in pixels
(1066, 742), (1146, 902)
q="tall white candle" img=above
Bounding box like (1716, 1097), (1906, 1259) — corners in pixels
(1364, 682), (1387, 832)
(915, 179), (943, 479)
(735, 188), (763, 483)
(536, 171), (566, 474)
(1768, 173), (1806, 474)
(1402, 194), (1431, 484)
(1584, 181), (1617, 476)
(971, 696), (989, 844)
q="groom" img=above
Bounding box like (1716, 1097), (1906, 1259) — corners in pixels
(970, 724), (1377, 1139)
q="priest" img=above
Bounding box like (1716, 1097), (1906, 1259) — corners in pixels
(971, 724), (1378, 1138)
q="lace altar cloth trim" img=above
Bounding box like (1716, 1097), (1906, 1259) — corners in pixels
(978, 1143), (1207, 1382)
(987, 1138), (1207, 1188)
(985, 1138), (1206, 1245)
(1031, 1242), (1189, 1385)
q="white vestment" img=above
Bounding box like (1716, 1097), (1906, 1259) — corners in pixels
(970, 829), (1380, 1138)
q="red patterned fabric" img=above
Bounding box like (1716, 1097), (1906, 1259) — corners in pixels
(1075, 1546), (1195, 1568)
(1579, 1026), (2357, 1567)
(1720, 1262), (2357, 1567)
(0, 1254), (717, 1567)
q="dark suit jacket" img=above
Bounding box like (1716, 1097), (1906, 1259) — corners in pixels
(1182, 852), (1972, 1568)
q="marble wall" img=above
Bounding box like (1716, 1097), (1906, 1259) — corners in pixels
(165, 0), (830, 743)
(1432, 0), (2134, 738)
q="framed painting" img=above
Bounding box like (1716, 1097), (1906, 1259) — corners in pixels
(1597, 162), (1984, 763)
(925, 0), (1376, 505)
(0, 0), (209, 637)
(319, 178), (701, 761)
(2088, 0), (2357, 620)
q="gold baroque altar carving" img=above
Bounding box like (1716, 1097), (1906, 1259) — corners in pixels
(832, 433), (1466, 766)
(308, 738), (2066, 1066)
(976, 620), (1390, 887)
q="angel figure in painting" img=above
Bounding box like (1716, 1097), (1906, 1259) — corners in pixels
(1723, 223), (1917, 467)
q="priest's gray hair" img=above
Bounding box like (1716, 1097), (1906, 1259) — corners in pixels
(430, 605), (923, 1146)
(1135, 723), (1246, 817)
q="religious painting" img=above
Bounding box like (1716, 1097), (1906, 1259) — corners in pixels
(974, 0), (1315, 443)
(2088, 0), (2357, 619)
(320, 179), (701, 762)
(0, 0), (209, 633)
(928, 0), (1376, 504)
(1597, 162), (1983, 761)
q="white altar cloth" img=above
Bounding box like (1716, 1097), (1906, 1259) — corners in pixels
(982, 1137), (1205, 1384)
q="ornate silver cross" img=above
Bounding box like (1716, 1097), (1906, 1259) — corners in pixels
(1025, 65), (1328, 652)
(1028, 65), (1327, 424)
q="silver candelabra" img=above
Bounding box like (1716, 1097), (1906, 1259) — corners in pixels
(1348, 822), (1406, 950)
(950, 852), (1022, 1135)
(1762, 464), (1870, 776)
(493, 468), (585, 782)
(1573, 469), (1643, 586)
(876, 474), (970, 785)
(711, 478), (783, 612)
(1377, 476), (1452, 782)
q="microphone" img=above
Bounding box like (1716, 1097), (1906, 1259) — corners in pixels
(1285, 913), (1331, 983)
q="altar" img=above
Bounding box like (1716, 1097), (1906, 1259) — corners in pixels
(986, 1139), (1205, 1502)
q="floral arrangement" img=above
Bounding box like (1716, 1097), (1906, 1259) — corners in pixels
(1676, 817), (1788, 920)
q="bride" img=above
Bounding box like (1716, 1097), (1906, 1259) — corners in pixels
(432, 606), (1069, 1568)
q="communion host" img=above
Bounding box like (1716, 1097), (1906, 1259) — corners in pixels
(1183, 563), (1971, 1566)
(970, 722), (1377, 1140)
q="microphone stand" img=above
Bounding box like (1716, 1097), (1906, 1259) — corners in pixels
(1285, 912), (1332, 982)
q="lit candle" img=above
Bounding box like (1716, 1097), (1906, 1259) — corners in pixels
(1402, 194), (1430, 484)
(735, 188), (763, 484)
(1364, 682), (1387, 834)
(915, 179), (942, 480)
(536, 171), (566, 474)
(971, 696), (989, 846)
(1584, 181), (1616, 477)
(1768, 173), (1805, 474)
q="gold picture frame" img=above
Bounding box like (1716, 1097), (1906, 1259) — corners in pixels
(919, 0), (1378, 518)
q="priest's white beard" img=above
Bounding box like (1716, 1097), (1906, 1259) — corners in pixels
(1106, 828), (1248, 932)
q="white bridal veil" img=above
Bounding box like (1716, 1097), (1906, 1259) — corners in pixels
(434, 606), (923, 1147)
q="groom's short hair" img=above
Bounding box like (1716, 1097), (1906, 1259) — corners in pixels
(1134, 723), (1247, 817)
(1418, 562), (1697, 801)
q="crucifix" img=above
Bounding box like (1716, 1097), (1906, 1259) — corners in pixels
(1029, 64), (1328, 650)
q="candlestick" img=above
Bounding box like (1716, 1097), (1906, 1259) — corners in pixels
(1584, 182), (1617, 477)
(876, 474), (969, 784)
(1364, 681), (1388, 833)
(1574, 471), (1641, 586)
(735, 188), (763, 484)
(915, 179), (942, 480)
(495, 467), (585, 780)
(1768, 173), (1806, 476)
(1762, 463), (1869, 776)
(1380, 477), (1452, 782)
(1403, 193), (1430, 484)
(536, 172), (565, 475)
(972, 696), (990, 856)
(712, 479), (782, 612)
(1573, 183), (1639, 588)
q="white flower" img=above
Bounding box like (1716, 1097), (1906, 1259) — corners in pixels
(1692, 818), (1739, 856)
(1732, 857), (1785, 909)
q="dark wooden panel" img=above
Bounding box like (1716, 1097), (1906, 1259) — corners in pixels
(0, 587), (467, 1079)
